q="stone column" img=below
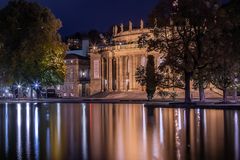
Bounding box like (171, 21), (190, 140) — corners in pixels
(116, 57), (119, 91)
(122, 56), (126, 91)
(106, 57), (109, 91)
(132, 55), (137, 90)
(128, 56), (133, 90)
(108, 57), (113, 91)
(123, 56), (128, 91)
(119, 56), (123, 91)
(101, 57), (104, 92)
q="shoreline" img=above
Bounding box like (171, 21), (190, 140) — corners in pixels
(0, 97), (240, 109)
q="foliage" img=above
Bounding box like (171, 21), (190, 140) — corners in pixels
(135, 55), (159, 100)
(0, 0), (66, 86)
(207, 0), (240, 102)
(158, 89), (178, 101)
(144, 0), (220, 102)
(145, 55), (157, 100)
(135, 65), (146, 87)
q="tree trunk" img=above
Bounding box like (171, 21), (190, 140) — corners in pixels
(199, 83), (205, 102)
(30, 87), (33, 99)
(223, 87), (227, 103)
(233, 87), (238, 103)
(185, 71), (191, 103)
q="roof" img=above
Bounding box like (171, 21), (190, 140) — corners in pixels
(66, 50), (88, 57)
(65, 53), (89, 60)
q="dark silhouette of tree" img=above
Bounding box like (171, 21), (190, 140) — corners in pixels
(135, 65), (146, 91)
(208, 0), (240, 102)
(146, 55), (157, 100)
(135, 55), (158, 100)
(145, 0), (220, 103)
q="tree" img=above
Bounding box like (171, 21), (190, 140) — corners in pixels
(208, 0), (240, 102)
(145, 0), (219, 103)
(135, 55), (158, 100)
(146, 55), (157, 100)
(135, 65), (146, 91)
(0, 0), (66, 87)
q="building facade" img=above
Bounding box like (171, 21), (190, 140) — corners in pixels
(89, 20), (162, 95)
(59, 40), (90, 97)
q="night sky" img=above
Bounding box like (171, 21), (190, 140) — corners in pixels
(0, 0), (159, 36)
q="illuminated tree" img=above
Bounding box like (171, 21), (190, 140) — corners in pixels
(0, 0), (66, 87)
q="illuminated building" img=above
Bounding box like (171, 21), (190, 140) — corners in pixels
(59, 40), (90, 97)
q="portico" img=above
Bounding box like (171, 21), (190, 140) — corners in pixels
(89, 21), (161, 95)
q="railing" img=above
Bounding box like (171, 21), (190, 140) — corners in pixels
(90, 43), (140, 53)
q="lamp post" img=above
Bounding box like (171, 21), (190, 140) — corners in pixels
(234, 78), (238, 102)
(33, 81), (40, 99)
(17, 84), (21, 99)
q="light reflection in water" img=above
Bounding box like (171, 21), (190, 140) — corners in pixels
(234, 111), (239, 160)
(46, 128), (50, 160)
(159, 108), (164, 144)
(5, 103), (8, 155)
(82, 104), (87, 160)
(142, 107), (147, 160)
(175, 109), (184, 160)
(57, 103), (61, 144)
(34, 107), (39, 160)
(0, 103), (239, 160)
(26, 103), (31, 159)
(17, 103), (22, 160)
(178, 109), (182, 130)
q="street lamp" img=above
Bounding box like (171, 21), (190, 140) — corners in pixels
(17, 84), (21, 99)
(33, 81), (40, 89)
(33, 81), (41, 98)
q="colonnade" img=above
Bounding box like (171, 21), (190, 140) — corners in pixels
(100, 54), (160, 92)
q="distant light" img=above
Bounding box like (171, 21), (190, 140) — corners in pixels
(17, 85), (21, 88)
(5, 89), (8, 93)
(33, 81), (40, 89)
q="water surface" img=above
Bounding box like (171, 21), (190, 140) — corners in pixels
(0, 103), (239, 160)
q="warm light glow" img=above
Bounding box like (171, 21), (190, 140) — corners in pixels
(57, 103), (61, 143)
(159, 108), (164, 144)
(82, 104), (87, 160)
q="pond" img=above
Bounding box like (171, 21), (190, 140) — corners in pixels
(0, 103), (239, 160)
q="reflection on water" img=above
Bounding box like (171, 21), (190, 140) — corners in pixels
(0, 103), (239, 160)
